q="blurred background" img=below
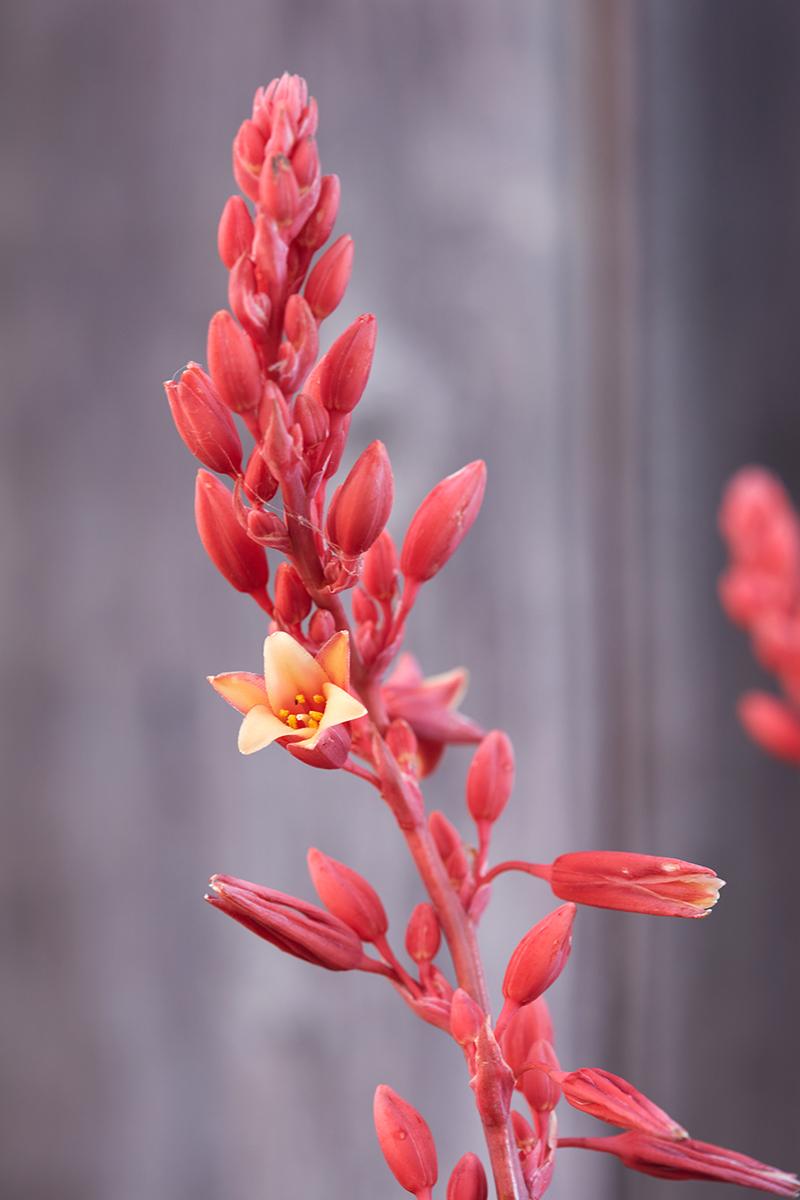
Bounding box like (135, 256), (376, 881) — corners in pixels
(2, 1), (800, 1198)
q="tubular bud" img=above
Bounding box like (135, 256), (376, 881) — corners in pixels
(517, 1040), (562, 1113)
(404, 903), (441, 964)
(218, 196), (254, 269)
(428, 811), (470, 890)
(296, 173), (341, 251)
(307, 847), (388, 943)
(737, 690), (800, 765)
(304, 235), (354, 321)
(333, 440), (394, 556)
(207, 310), (262, 413)
(232, 119), (265, 201)
(243, 445), (279, 506)
(294, 391), (330, 450)
(385, 718), (420, 775)
(511, 1110), (536, 1154)
(550, 1066), (687, 1140)
(228, 254), (271, 344)
(260, 152), (300, 230)
(401, 461), (487, 583)
(352, 587), (379, 627)
(277, 294), (319, 394)
(273, 561), (312, 625)
(450, 988), (485, 1048)
(309, 607), (336, 644)
(290, 134), (320, 191)
(502, 998), (555, 1074)
(165, 364), (243, 477)
(252, 212), (289, 297)
(317, 313), (377, 413)
(466, 730), (515, 825)
(195, 470), (269, 594)
(247, 509), (291, 552)
(548, 851), (724, 918)
(447, 1154), (488, 1200)
(362, 529), (400, 600)
(373, 1086), (438, 1197)
(501, 903), (576, 1009)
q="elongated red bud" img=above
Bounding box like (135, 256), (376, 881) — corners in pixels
(304, 235), (354, 321)
(466, 730), (515, 825)
(277, 294), (319, 393)
(362, 529), (400, 600)
(274, 561), (312, 625)
(447, 1154), (488, 1200)
(548, 851), (724, 918)
(232, 119), (265, 201)
(165, 364), (243, 477)
(195, 470), (268, 594)
(228, 254), (271, 344)
(385, 718), (419, 775)
(501, 903), (576, 1010)
(207, 310), (262, 413)
(298, 96), (318, 139)
(428, 811), (469, 890)
(243, 445), (279, 506)
(501, 998), (555, 1072)
(246, 509), (291, 552)
(291, 134), (320, 190)
(352, 587), (379, 627)
(218, 196), (254, 269)
(259, 152), (299, 229)
(253, 212), (288, 297)
(333, 441), (394, 557)
(318, 313), (377, 413)
(550, 1066), (687, 1140)
(518, 1039), (562, 1113)
(401, 461), (487, 583)
(510, 1110), (536, 1154)
(296, 173), (340, 251)
(374, 1086), (438, 1197)
(325, 484), (342, 546)
(404, 903), (441, 964)
(307, 848), (388, 943)
(309, 607), (336, 644)
(294, 392), (330, 449)
(450, 988), (485, 1047)
(738, 690), (800, 765)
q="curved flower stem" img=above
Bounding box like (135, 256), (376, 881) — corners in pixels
(480, 860), (551, 887)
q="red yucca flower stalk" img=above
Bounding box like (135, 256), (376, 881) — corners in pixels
(164, 72), (799, 1200)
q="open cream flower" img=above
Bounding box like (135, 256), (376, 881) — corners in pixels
(209, 630), (367, 755)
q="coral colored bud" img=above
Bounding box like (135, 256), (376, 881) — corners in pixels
(218, 196), (255, 269)
(517, 1040), (562, 1113)
(309, 607), (336, 644)
(385, 718), (420, 774)
(265, 99), (295, 156)
(243, 445), (279, 506)
(296, 173), (341, 251)
(304, 235), (354, 321)
(466, 730), (515, 825)
(165, 364), (243, 477)
(401, 461), (487, 583)
(206, 875), (373, 971)
(363, 529), (400, 601)
(232, 119), (265, 201)
(277, 294), (319, 393)
(291, 135), (320, 190)
(253, 212), (289, 296)
(260, 153), (300, 229)
(447, 1154), (488, 1200)
(307, 848), (388, 943)
(318, 313), (377, 413)
(294, 392), (330, 449)
(548, 851), (725, 918)
(737, 690), (800, 765)
(373, 1086), (438, 1197)
(228, 254), (271, 344)
(352, 587), (379, 628)
(207, 310), (262, 413)
(195, 470), (269, 594)
(273, 561), (312, 625)
(247, 509), (291, 552)
(333, 441), (394, 557)
(547, 1066), (687, 1140)
(428, 811), (470, 890)
(404, 903), (441, 964)
(502, 997), (555, 1073)
(298, 97), (318, 139)
(450, 988), (485, 1047)
(501, 904), (576, 1008)
(511, 1110), (536, 1153)
(325, 484), (342, 546)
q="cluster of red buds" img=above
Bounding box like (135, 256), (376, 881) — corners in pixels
(719, 466), (800, 765)
(166, 75), (799, 1198)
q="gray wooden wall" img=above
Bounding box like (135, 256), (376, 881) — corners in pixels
(1, 2), (798, 1199)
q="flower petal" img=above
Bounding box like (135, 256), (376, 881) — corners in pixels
(209, 671), (268, 714)
(262, 631), (328, 711)
(239, 704), (302, 754)
(314, 630), (350, 690)
(302, 682), (367, 749)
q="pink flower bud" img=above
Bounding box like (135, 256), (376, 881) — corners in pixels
(447, 1154), (488, 1200)
(277, 294), (319, 394)
(501, 903), (576, 1008)
(362, 529), (400, 600)
(218, 196), (254, 269)
(304, 235), (354, 320)
(428, 811), (470, 890)
(501, 997), (555, 1072)
(373, 1085), (438, 1197)
(294, 392), (330, 450)
(352, 587), (379, 628)
(232, 119), (265, 201)
(252, 212), (288, 299)
(401, 461), (487, 583)
(228, 254), (271, 344)
(195, 470), (269, 595)
(517, 1039), (562, 1113)
(385, 718), (419, 774)
(548, 851), (724, 918)
(307, 847), (388, 943)
(291, 134), (320, 190)
(466, 730), (515, 825)
(165, 364), (243, 477)
(273, 562), (312, 626)
(207, 310), (262, 413)
(737, 690), (800, 765)
(298, 97), (318, 139)
(511, 1110), (536, 1153)
(265, 99), (295, 157)
(549, 1066), (687, 1140)
(333, 441), (394, 557)
(450, 988), (485, 1047)
(404, 903), (441, 964)
(206, 874), (371, 971)
(243, 445), (278, 506)
(317, 313), (377, 413)
(246, 509), (291, 552)
(296, 173), (341, 251)
(259, 153), (299, 230)
(309, 607), (336, 645)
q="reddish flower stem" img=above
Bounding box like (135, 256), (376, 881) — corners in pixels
(480, 860), (551, 887)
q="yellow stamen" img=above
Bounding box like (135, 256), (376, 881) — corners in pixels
(313, 694), (325, 705)
(279, 709), (289, 719)
(286, 715), (298, 729)
(295, 694), (306, 704)
(309, 710), (324, 721)
(308, 719), (319, 729)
